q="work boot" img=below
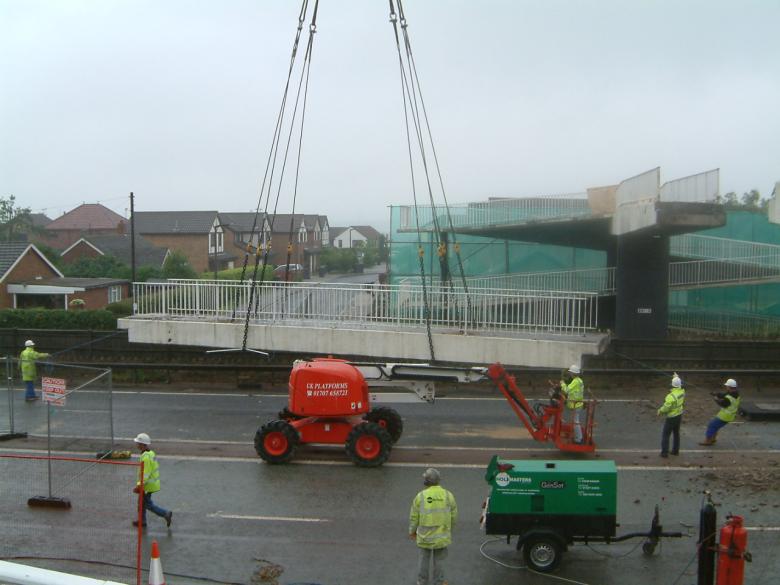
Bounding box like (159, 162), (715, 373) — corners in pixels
(132, 520), (147, 528)
(699, 437), (716, 446)
(660, 452), (668, 458)
(165, 511), (173, 528)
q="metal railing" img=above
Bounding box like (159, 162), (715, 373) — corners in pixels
(397, 194), (591, 231)
(669, 306), (780, 337)
(669, 257), (780, 288)
(671, 234), (780, 265)
(132, 280), (599, 335)
(464, 267), (616, 295)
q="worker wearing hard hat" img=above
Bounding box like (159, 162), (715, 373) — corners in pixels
(19, 340), (50, 402)
(560, 365), (585, 444)
(132, 433), (173, 529)
(409, 468), (458, 585)
(699, 379), (741, 446)
(657, 373), (685, 457)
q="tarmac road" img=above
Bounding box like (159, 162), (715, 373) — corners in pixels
(2, 383), (779, 585)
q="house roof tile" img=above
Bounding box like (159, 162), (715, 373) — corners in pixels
(46, 204), (127, 231)
(133, 211), (218, 234)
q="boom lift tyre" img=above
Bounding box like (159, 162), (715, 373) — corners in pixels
(364, 406), (403, 443)
(345, 422), (392, 467)
(255, 419), (298, 463)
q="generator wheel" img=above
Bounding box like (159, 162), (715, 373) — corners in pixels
(523, 535), (562, 573)
(255, 420), (298, 464)
(345, 422), (392, 467)
(364, 407), (403, 443)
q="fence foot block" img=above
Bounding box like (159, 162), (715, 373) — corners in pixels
(0, 432), (27, 441)
(28, 496), (72, 509)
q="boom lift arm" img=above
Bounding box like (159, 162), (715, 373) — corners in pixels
(349, 361), (596, 453)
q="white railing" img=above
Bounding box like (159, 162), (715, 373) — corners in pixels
(397, 194), (591, 231)
(669, 257), (780, 288)
(132, 279), (599, 335)
(671, 234), (780, 265)
(462, 267), (616, 295)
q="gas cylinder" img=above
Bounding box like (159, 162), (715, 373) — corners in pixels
(716, 515), (748, 585)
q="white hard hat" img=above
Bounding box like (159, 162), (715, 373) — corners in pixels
(724, 379), (737, 388)
(568, 365), (581, 375)
(134, 433), (151, 445)
(24, 340), (35, 347)
(671, 376), (682, 388)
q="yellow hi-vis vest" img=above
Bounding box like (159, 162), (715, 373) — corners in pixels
(19, 347), (48, 382)
(138, 450), (161, 493)
(717, 394), (741, 423)
(561, 376), (584, 410)
(409, 485), (458, 549)
(658, 387), (686, 418)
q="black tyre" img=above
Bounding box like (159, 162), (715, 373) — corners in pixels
(364, 407), (403, 443)
(345, 422), (392, 467)
(255, 420), (298, 464)
(523, 535), (562, 573)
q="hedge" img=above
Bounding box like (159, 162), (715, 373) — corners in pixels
(0, 309), (117, 330)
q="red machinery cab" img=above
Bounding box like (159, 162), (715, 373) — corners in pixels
(289, 358), (370, 417)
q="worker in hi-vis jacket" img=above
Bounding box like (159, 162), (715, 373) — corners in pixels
(560, 365), (585, 444)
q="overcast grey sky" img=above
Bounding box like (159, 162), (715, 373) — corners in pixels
(2, 0), (778, 231)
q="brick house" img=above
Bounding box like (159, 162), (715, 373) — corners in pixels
(133, 211), (233, 273)
(0, 243), (63, 308)
(8, 277), (129, 310)
(60, 234), (170, 269)
(260, 214), (330, 275)
(218, 212), (272, 268)
(0, 243), (129, 310)
(330, 225), (382, 248)
(40, 204), (127, 250)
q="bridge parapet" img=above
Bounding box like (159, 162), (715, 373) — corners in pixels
(130, 280), (599, 336)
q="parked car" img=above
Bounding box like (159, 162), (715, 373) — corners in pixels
(273, 263), (304, 282)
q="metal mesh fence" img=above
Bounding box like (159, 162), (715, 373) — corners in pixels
(1, 358), (114, 454)
(0, 454), (141, 584)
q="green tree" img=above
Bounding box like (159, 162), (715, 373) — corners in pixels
(162, 250), (197, 279)
(34, 243), (64, 268)
(0, 195), (40, 242)
(64, 255), (130, 279)
(716, 189), (767, 212)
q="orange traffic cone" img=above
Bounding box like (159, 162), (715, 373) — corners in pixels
(149, 540), (166, 585)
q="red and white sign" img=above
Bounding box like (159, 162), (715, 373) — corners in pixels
(42, 377), (67, 406)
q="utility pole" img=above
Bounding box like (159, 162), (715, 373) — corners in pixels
(130, 192), (136, 292)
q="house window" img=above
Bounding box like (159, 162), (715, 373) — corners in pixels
(109, 286), (122, 303)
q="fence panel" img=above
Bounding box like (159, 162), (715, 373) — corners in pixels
(0, 454), (141, 584)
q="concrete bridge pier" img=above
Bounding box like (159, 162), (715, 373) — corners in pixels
(615, 232), (670, 339)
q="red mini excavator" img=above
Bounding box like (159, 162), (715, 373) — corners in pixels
(254, 358), (595, 467)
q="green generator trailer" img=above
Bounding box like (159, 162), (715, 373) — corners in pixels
(482, 456), (682, 572)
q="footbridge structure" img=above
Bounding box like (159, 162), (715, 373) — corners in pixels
(119, 280), (608, 368)
(397, 168), (734, 339)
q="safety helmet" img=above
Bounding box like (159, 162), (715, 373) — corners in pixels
(422, 468), (440, 485)
(671, 376), (682, 388)
(24, 340), (35, 347)
(724, 379), (737, 388)
(568, 365), (581, 375)
(134, 433), (151, 445)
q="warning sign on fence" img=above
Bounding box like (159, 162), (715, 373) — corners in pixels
(42, 377), (67, 406)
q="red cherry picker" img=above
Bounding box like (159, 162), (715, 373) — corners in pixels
(255, 359), (596, 466)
